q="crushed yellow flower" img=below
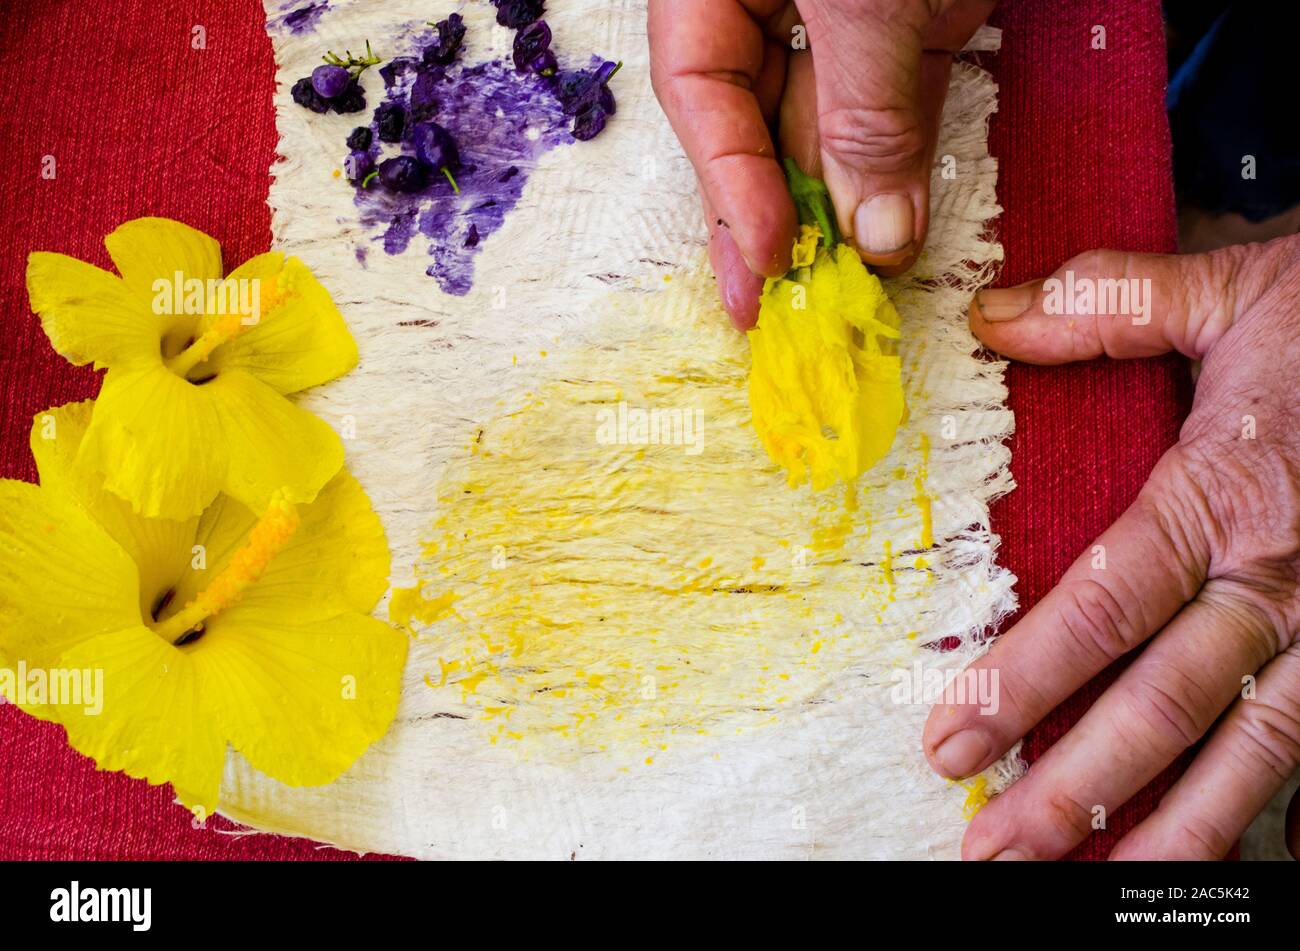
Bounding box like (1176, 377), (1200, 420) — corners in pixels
(0, 401), (408, 814)
(747, 226), (905, 490)
(25, 217), (358, 519)
(959, 775), (990, 819)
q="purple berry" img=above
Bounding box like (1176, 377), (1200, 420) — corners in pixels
(343, 150), (374, 184)
(375, 101), (407, 143)
(411, 122), (459, 172)
(513, 20), (554, 73)
(291, 76), (330, 113)
(424, 13), (466, 66)
(312, 63), (352, 99)
(346, 126), (373, 151)
(378, 156), (428, 193)
(494, 0), (544, 29)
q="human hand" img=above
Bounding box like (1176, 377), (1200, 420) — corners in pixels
(924, 235), (1300, 859)
(648, 0), (995, 329)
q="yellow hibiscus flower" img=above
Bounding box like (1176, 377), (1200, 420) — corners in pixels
(0, 401), (408, 814)
(25, 217), (357, 519)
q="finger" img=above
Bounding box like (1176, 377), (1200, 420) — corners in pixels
(969, 238), (1300, 364)
(776, 49), (948, 274)
(963, 582), (1280, 860)
(922, 452), (1210, 781)
(704, 192), (765, 329)
(1111, 643), (1300, 860)
(796, 0), (991, 267)
(649, 0), (797, 276)
(777, 51), (820, 177)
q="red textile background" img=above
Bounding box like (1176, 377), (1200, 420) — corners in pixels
(0, 0), (1187, 859)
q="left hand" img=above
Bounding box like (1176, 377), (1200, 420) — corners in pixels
(923, 234), (1300, 860)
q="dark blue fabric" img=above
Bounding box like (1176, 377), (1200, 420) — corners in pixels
(1165, 2), (1300, 221)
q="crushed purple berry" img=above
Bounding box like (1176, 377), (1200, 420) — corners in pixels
(378, 156), (428, 193)
(571, 106), (608, 141)
(556, 60), (619, 115)
(330, 15), (616, 293)
(408, 70), (441, 123)
(556, 60), (620, 140)
(279, 1), (328, 35)
(346, 126), (373, 151)
(513, 20), (555, 75)
(331, 80), (367, 113)
(423, 13), (466, 66)
(374, 101), (407, 142)
(291, 76), (330, 113)
(493, 0), (545, 29)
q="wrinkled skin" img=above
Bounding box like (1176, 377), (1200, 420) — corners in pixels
(929, 237), (1300, 860)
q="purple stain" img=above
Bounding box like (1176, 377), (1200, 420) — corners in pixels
(278, 1), (328, 35)
(354, 51), (572, 296)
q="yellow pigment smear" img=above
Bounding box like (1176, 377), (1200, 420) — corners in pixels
(959, 775), (990, 819)
(747, 225), (905, 491)
(392, 270), (936, 759)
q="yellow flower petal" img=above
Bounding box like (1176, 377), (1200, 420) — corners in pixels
(29, 401), (196, 621)
(78, 363), (226, 519)
(747, 243), (905, 489)
(193, 608), (407, 789)
(254, 469), (389, 615)
(164, 470), (388, 635)
(104, 217), (222, 301)
(25, 253), (160, 369)
(208, 253), (359, 395)
(49, 626), (227, 814)
(206, 369), (345, 514)
(0, 479), (140, 666)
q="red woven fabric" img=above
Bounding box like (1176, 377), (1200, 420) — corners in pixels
(0, 0), (1185, 859)
(985, 1), (1192, 860)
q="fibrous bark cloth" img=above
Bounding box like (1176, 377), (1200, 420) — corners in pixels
(234, 0), (1020, 858)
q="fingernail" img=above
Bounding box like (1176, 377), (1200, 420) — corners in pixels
(711, 227), (763, 331)
(855, 193), (914, 255)
(933, 729), (992, 778)
(991, 848), (1028, 861)
(975, 286), (1036, 322)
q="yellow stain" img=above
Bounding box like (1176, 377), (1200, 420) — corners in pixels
(959, 775), (990, 819)
(392, 271), (936, 759)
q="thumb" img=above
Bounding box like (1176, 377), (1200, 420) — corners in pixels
(969, 241), (1298, 365)
(797, 0), (963, 269)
